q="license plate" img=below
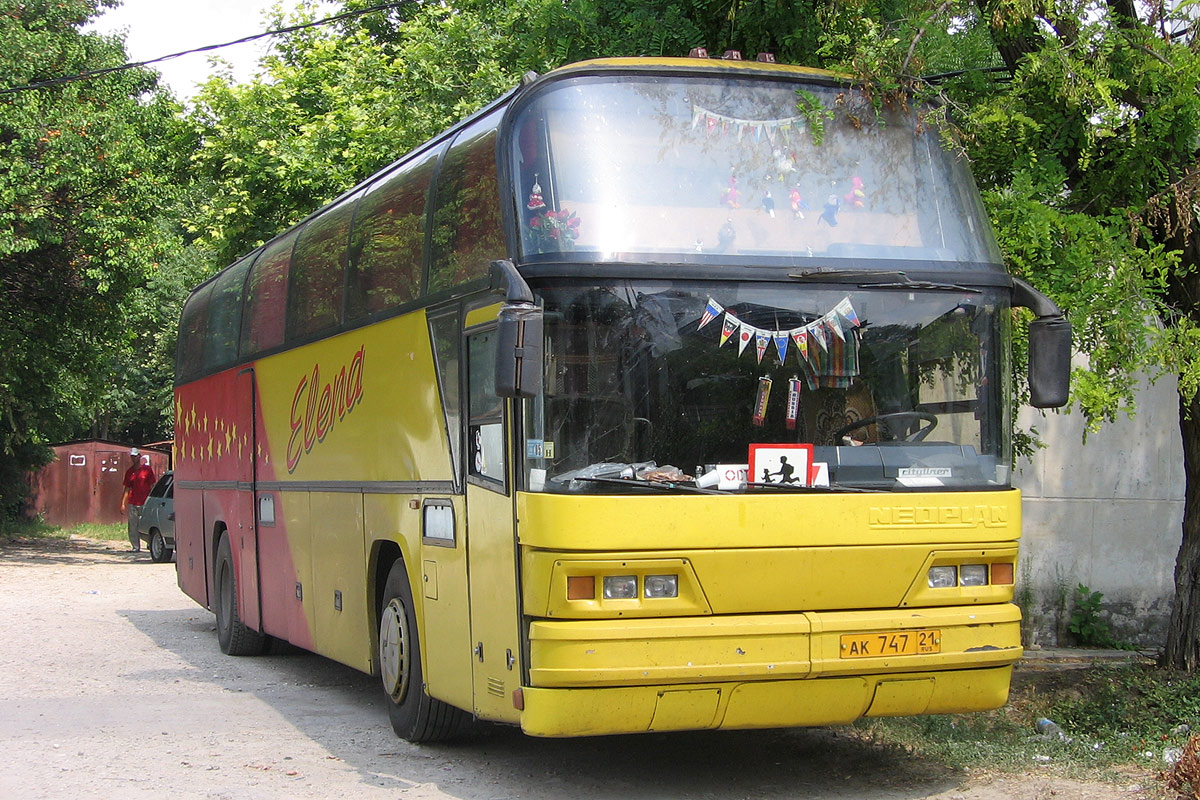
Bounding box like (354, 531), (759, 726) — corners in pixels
(840, 630), (941, 658)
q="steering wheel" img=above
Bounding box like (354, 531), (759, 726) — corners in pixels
(832, 411), (939, 443)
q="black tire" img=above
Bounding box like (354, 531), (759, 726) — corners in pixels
(379, 560), (468, 742)
(215, 533), (266, 656)
(149, 530), (173, 563)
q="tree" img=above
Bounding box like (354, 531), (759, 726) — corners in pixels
(0, 0), (183, 514)
(801, 0), (1200, 668)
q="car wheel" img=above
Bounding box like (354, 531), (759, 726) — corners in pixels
(379, 560), (468, 742)
(215, 533), (266, 656)
(149, 530), (171, 563)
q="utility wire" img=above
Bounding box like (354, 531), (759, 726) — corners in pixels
(0, 1), (408, 96)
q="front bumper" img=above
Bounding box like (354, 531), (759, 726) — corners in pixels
(520, 603), (1020, 736)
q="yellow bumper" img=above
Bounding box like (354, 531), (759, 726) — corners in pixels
(520, 604), (1020, 737)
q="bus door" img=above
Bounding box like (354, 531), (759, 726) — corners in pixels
(234, 367), (262, 632)
(464, 327), (522, 721)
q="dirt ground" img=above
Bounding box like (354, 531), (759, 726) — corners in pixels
(0, 536), (1159, 800)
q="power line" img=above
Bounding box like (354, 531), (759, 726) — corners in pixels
(0, 1), (409, 97)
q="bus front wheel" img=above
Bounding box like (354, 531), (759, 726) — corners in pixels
(379, 560), (467, 742)
(215, 533), (266, 656)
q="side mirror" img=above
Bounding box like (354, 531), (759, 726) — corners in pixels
(1013, 278), (1071, 409)
(495, 302), (543, 398)
(490, 260), (543, 399)
(1028, 317), (1071, 408)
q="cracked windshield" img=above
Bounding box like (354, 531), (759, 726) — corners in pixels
(522, 283), (1011, 493)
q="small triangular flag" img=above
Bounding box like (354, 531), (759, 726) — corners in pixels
(809, 321), (828, 351)
(773, 331), (790, 363)
(755, 329), (770, 363)
(791, 328), (809, 361)
(720, 314), (739, 346)
(698, 298), (723, 330)
(738, 322), (755, 356)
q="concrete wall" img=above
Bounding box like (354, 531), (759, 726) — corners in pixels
(1014, 375), (1183, 648)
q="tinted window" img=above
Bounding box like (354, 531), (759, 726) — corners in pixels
(203, 253), (254, 372)
(348, 147), (442, 320)
(288, 192), (360, 340)
(467, 328), (504, 484)
(149, 472), (173, 498)
(176, 283), (212, 384)
(242, 231), (297, 357)
(430, 111), (505, 293)
(429, 308), (462, 486)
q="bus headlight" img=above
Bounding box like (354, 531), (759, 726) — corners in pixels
(960, 564), (990, 586)
(928, 566), (958, 588)
(643, 574), (679, 598)
(603, 575), (638, 599)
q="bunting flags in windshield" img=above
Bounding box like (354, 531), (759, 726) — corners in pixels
(696, 296), (862, 388)
(691, 105), (806, 144)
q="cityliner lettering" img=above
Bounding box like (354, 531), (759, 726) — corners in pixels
(287, 345), (366, 473)
(869, 504), (1008, 529)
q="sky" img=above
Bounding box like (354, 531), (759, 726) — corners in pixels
(86, 0), (339, 102)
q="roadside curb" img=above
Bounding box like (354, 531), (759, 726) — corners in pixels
(1017, 647), (1157, 671)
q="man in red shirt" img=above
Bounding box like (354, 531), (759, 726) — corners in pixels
(121, 448), (157, 553)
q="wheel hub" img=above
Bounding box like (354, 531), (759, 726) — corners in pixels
(379, 599), (408, 702)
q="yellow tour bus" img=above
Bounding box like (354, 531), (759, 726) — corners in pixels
(173, 55), (1071, 741)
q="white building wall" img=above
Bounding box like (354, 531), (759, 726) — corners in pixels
(1014, 374), (1184, 647)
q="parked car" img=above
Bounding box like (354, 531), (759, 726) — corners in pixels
(136, 471), (174, 562)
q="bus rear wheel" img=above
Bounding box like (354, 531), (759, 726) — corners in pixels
(379, 560), (468, 742)
(215, 533), (266, 656)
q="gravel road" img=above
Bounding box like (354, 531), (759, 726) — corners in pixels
(0, 536), (1151, 800)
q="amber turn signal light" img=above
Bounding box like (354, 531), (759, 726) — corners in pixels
(991, 563), (1015, 585)
(567, 575), (596, 600)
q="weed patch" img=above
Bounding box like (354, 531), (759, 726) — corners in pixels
(853, 661), (1200, 787)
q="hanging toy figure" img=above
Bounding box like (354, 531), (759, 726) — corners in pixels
(762, 190), (775, 218)
(819, 192), (840, 226)
(722, 174), (741, 208)
(789, 187), (807, 219)
(752, 376), (772, 427)
(843, 175), (866, 208)
(716, 218), (736, 252)
(527, 175), (545, 212)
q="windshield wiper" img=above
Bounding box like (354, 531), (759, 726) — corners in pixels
(789, 269), (981, 293)
(744, 481), (888, 493)
(574, 476), (722, 494)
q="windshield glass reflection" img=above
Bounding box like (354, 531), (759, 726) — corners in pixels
(522, 282), (1011, 493)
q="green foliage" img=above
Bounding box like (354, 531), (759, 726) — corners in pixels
(1068, 584), (1119, 648)
(186, 0), (552, 264)
(857, 663), (1200, 780)
(1049, 665), (1200, 742)
(0, 0), (185, 518)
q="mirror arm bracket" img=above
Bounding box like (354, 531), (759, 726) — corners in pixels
(489, 259), (535, 305)
(1012, 277), (1062, 320)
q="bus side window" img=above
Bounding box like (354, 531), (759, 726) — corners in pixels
(203, 252), (254, 373)
(176, 283), (212, 384)
(347, 146), (443, 320)
(467, 328), (505, 487)
(429, 110), (505, 294)
(288, 191), (360, 341)
(242, 231), (298, 358)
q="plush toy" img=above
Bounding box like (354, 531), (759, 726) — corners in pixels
(819, 194), (840, 226)
(789, 188), (807, 219)
(527, 176), (545, 211)
(843, 176), (866, 208)
(723, 174), (741, 208)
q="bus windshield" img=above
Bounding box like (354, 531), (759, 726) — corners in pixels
(522, 282), (1011, 492)
(511, 73), (1003, 268)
